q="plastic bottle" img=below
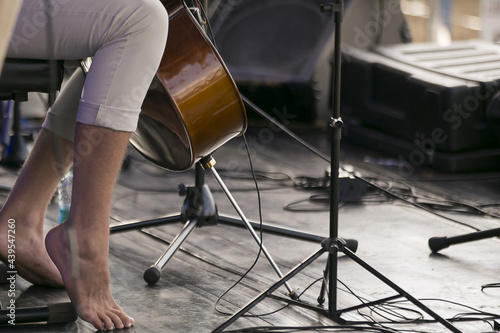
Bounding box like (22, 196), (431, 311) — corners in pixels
(57, 168), (73, 224)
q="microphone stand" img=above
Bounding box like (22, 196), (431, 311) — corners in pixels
(212, 1), (463, 332)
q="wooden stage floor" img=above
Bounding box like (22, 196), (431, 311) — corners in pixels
(1, 123), (500, 333)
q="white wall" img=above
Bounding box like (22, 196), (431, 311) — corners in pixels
(481, 0), (500, 41)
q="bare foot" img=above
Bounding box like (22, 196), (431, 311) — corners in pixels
(0, 213), (63, 287)
(46, 222), (134, 330)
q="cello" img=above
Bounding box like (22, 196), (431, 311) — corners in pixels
(131, 0), (247, 171)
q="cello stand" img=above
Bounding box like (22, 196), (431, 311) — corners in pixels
(111, 154), (337, 298)
(211, 1), (463, 332)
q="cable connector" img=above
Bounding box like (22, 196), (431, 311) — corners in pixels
(320, 2), (343, 13)
(189, 7), (207, 26)
(330, 117), (343, 129)
(200, 156), (216, 170)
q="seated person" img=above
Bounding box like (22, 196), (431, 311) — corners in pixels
(0, 0), (169, 330)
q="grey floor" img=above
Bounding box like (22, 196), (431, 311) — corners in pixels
(1, 123), (500, 333)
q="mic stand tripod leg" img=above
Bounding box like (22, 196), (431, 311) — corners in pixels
(212, 237), (464, 333)
(317, 237), (358, 305)
(338, 242), (463, 333)
(429, 227), (500, 253)
(317, 252), (330, 305)
(212, 247), (327, 333)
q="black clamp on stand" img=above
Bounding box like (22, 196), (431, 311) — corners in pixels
(111, 154), (304, 300)
(212, 2), (463, 332)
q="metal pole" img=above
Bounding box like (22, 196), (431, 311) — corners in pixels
(209, 166), (296, 298)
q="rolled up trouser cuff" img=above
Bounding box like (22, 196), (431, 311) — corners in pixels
(76, 99), (140, 133)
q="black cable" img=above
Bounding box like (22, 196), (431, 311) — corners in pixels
(402, 173), (500, 183)
(336, 280), (424, 332)
(283, 193), (334, 213)
(362, 297), (500, 325)
(283, 173), (499, 224)
(117, 173), (288, 194)
(332, 274), (500, 331)
(217, 169), (296, 185)
(481, 282), (500, 291)
(212, 136), (328, 319)
(119, 156), (330, 193)
(191, 0), (218, 49)
(219, 276), (325, 319)
(222, 325), (401, 333)
(348, 176), (499, 232)
(214, 134), (266, 316)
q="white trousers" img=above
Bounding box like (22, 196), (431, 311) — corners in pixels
(8, 0), (169, 141)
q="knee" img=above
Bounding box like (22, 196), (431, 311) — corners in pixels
(135, 0), (169, 41)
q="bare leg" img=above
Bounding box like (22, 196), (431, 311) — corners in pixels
(0, 129), (72, 287)
(46, 123), (134, 330)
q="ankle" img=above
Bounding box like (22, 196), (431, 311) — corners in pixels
(51, 223), (109, 267)
(0, 205), (45, 231)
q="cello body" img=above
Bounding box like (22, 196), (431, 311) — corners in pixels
(131, 0), (247, 171)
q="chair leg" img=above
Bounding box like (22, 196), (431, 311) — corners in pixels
(1, 101), (13, 147)
(1, 101), (28, 168)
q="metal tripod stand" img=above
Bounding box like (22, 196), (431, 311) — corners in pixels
(211, 2), (464, 332)
(110, 154), (330, 298)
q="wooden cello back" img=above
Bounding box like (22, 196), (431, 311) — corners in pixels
(131, 0), (247, 171)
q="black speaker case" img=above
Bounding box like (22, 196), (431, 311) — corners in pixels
(340, 42), (500, 172)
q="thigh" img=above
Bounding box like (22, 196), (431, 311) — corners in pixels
(31, 0), (169, 134)
(8, 0), (168, 61)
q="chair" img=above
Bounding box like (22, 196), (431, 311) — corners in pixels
(0, 58), (64, 168)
